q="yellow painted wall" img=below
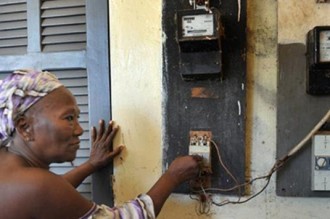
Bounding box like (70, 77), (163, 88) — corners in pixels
(278, 0), (330, 44)
(110, 0), (330, 218)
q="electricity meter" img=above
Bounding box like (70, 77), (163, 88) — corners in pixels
(306, 26), (330, 95)
(176, 9), (222, 80)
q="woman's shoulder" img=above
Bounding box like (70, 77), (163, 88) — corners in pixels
(1, 167), (93, 218)
(3, 167), (67, 197)
(0, 168), (66, 218)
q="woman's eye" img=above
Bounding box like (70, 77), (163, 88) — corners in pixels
(66, 115), (80, 121)
(66, 115), (74, 121)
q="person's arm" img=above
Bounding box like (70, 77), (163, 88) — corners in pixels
(147, 155), (201, 216)
(63, 120), (124, 187)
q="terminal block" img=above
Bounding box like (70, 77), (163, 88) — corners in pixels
(189, 130), (212, 189)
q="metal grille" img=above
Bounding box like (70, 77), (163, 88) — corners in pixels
(0, 0), (27, 55)
(41, 0), (86, 52)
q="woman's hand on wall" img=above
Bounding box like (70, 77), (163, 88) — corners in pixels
(88, 120), (124, 170)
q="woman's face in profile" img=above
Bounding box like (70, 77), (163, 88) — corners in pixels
(24, 87), (84, 164)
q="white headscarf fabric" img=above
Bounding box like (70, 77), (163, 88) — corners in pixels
(0, 69), (62, 146)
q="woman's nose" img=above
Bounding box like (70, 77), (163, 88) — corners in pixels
(74, 120), (84, 136)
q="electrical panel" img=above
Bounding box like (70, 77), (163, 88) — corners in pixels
(163, 0), (246, 195)
(277, 44), (330, 197)
(311, 134), (330, 191)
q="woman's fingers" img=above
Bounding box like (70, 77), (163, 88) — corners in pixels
(108, 145), (125, 159)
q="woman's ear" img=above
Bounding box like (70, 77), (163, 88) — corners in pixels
(15, 115), (33, 141)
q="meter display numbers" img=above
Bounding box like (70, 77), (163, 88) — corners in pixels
(319, 30), (330, 63)
(182, 14), (214, 38)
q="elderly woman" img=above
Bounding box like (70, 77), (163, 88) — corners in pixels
(0, 69), (200, 219)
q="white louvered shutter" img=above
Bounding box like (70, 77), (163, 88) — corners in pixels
(0, 0), (27, 55)
(0, 0), (103, 201)
(41, 0), (86, 52)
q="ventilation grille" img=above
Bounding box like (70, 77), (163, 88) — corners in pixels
(41, 0), (86, 52)
(0, 0), (27, 55)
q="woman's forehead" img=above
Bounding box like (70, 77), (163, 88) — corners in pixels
(29, 87), (79, 113)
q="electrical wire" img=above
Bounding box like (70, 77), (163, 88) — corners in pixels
(237, 0), (241, 22)
(190, 109), (330, 212)
(211, 140), (242, 199)
(190, 138), (274, 209)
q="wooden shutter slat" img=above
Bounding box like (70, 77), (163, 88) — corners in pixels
(42, 34), (85, 44)
(66, 87), (88, 96)
(43, 43), (86, 52)
(0, 12), (26, 22)
(41, 0), (85, 9)
(42, 15), (86, 27)
(59, 78), (87, 87)
(0, 0), (26, 6)
(74, 96), (88, 105)
(0, 38), (27, 47)
(0, 29), (27, 39)
(52, 69), (87, 78)
(41, 7), (85, 18)
(78, 113), (88, 122)
(79, 139), (90, 148)
(0, 20), (27, 30)
(42, 24), (85, 36)
(79, 106), (88, 114)
(67, 90), (88, 97)
(0, 3), (26, 13)
(0, 46), (25, 55)
(77, 184), (91, 193)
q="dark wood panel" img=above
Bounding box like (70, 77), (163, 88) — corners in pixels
(163, 1), (247, 194)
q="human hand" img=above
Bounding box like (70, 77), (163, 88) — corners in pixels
(88, 120), (124, 170)
(166, 155), (202, 186)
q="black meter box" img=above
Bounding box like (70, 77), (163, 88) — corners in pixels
(176, 9), (222, 80)
(306, 26), (330, 95)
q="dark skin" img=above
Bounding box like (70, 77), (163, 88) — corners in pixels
(0, 87), (200, 219)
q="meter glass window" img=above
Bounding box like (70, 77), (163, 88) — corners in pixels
(181, 14), (214, 38)
(319, 30), (330, 63)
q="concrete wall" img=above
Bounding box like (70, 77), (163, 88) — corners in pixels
(110, 0), (330, 218)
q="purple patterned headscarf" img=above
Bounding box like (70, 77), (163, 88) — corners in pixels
(0, 69), (62, 146)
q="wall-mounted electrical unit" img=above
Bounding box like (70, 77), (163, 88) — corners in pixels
(312, 134), (330, 191)
(306, 26), (330, 95)
(163, 0), (247, 195)
(176, 9), (222, 80)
